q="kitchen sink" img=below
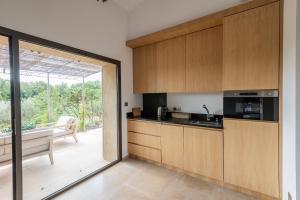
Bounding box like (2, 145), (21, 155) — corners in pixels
(189, 119), (220, 126)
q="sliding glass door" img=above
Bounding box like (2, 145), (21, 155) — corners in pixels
(0, 27), (121, 200)
(0, 35), (13, 200)
(19, 40), (120, 200)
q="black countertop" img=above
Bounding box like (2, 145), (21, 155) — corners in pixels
(127, 113), (223, 129)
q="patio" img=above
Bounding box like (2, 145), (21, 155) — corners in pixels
(0, 128), (110, 200)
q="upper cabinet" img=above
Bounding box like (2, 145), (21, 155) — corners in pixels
(186, 26), (223, 92)
(223, 2), (280, 91)
(157, 36), (186, 93)
(132, 2), (280, 93)
(133, 44), (157, 93)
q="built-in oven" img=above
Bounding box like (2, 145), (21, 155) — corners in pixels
(223, 90), (279, 121)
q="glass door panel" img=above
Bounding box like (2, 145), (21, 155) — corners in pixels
(0, 35), (13, 199)
(18, 40), (119, 199)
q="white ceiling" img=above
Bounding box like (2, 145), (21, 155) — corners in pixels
(113, 0), (145, 12)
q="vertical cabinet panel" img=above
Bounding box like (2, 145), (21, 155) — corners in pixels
(224, 119), (279, 198)
(186, 26), (223, 92)
(161, 125), (184, 169)
(133, 44), (157, 93)
(157, 36), (186, 93)
(184, 127), (223, 181)
(223, 2), (280, 90)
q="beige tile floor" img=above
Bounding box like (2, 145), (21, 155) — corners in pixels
(54, 159), (259, 200)
(0, 128), (111, 200)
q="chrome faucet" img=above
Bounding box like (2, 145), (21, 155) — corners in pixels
(203, 104), (214, 121)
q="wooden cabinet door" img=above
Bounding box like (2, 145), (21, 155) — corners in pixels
(161, 124), (184, 169)
(224, 119), (279, 198)
(223, 2), (279, 90)
(186, 26), (222, 92)
(184, 127), (223, 181)
(128, 120), (161, 136)
(133, 44), (157, 93)
(157, 36), (186, 93)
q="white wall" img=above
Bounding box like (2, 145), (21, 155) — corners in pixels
(283, 0), (298, 199)
(296, 0), (300, 197)
(167, 93), (223, 114)
(127, 0), (241, 39)
(0, 0), (142, 158)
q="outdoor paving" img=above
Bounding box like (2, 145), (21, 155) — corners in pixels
(0, 128), (110, 200)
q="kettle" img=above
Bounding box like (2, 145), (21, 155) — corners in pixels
(157, 106), (168, 119)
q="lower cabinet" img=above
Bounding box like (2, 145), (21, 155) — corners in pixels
(128, 119), (280, 199)
(128, 143), (161, 163)
(183, 127), (223, 181)
(224, 119), (279, 198)
(128, 120), (162, 163)
(160, 124), (184, 169)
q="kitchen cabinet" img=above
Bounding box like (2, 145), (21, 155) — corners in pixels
(133, 44), (157, 93)
(161, 124), (184, 169)
(186, 26), (223, 92)
(128, 120), (160, 136)
(183, 127), (223, 181)
(223, 2), (280, 90)
(157, 36), (186, 93)
(128, 132), (161, 149)
(127, 120), (162, 163)
(128, 143), (161, 163)
(223, 119), (279, 198)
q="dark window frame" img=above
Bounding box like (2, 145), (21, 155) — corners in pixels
(0, 26), (122, 200)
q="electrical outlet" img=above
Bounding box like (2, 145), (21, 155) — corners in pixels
(124, 102), (128, 107)
(288, 192), (293, 200)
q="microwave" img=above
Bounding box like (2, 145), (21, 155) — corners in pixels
(223, 90), (279, 121)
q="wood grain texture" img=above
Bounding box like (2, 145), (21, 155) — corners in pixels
(133, 44), (157, 93)
(126, 0), (279, 48)
(160, 124), (184, 169)
(186, 26), (223, 92)
(128, 143), (161, 163)
(223, 119), (279, 198)
(128, 132), (161, 149)
(223, 2), (280, 90)
(128, 120), (160, 136)
(157, 36), (186, 93)
(183, 127), (223, 181)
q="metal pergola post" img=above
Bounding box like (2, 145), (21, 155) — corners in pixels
(82, 77), (85, 132)
(47, 72), (51, 123)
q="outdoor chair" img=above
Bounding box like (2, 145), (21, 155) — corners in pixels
(52, 116), (78, 143)
(0, 129), (54, 167)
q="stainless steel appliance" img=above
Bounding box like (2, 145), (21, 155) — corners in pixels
(157, 106), (168, 120)
(223, 90), (279, 121)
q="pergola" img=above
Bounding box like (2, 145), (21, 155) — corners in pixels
(0, 44), (102, 129)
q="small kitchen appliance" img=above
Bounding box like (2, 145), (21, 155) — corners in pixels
(223, 90), (279, 121)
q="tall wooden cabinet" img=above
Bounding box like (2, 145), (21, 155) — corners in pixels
(186, 26), (223, 92)
(133, 44), (157, 93)
(184, 127), (223, 181)
(224, 119), (279, 198)
(160, 124), (184, 169)
(157, 36), (186, 93)
(223, 2), (280, 90)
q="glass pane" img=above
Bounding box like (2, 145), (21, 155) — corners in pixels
(19, 40), (118, 199)
(0, 36), (13, 199)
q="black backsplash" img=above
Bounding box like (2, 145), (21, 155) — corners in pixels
(143, 93), (167, 117)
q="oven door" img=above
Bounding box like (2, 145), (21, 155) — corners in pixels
(223, 97), (262, 120)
